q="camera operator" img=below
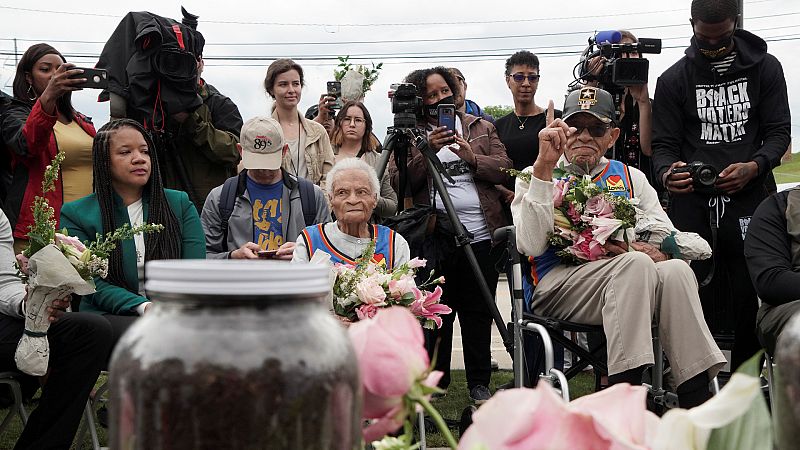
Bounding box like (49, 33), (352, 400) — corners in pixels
(387, 67), (511, 404)
(583, 31), (656, 189)
(652, 0), (791, 370)
(163, 11), (243, 212)
(167, 54), (243, 211)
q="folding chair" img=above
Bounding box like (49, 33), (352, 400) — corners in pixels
(75, 375), (108, 450)
(0, 371), (28, 435)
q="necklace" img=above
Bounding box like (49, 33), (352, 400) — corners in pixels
(515, 115), (530, 130)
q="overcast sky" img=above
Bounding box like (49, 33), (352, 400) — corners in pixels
(1, 0), (797, 145)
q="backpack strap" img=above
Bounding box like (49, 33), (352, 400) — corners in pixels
(218, 175), (239, 247)
(297, 177), (318, 227)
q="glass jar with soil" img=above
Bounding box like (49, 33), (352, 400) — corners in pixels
(109, 260), (361, 449)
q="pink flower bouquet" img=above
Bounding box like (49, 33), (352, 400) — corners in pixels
(332, 241), (451, 328)
(549, 174), (637, 265)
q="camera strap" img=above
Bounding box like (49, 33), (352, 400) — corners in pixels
(699, 195), (730, 287)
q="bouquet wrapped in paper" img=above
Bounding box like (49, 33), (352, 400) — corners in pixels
(14, 151), (162, 376)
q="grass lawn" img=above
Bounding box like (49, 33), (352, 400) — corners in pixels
(773, 156), (800, 185)
(0, 370), (593, 449)
(0, 374), (108, 450)
(423, 369), (596, 447)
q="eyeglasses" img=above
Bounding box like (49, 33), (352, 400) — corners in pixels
(569, 124), (611, 137)
(342, 117), (365, 126)
(509, 73), (540, 83)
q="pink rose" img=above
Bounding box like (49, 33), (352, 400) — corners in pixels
(409, 286), (452, 328)
(15, 253), (30, 275)
(458, 383), (657, 450)
(54, 233), (87, 252)
(566, 202), (582, 222)
(584, 195), (614, 218)
(348, 307), (433, 442)
(355, 278), (387, 305)
(388, 275), (417, 299)
(569, 229), (606, 261)
(356, 304), (380, 321)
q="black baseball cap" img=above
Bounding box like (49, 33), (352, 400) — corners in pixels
(562, 87), (616, 125)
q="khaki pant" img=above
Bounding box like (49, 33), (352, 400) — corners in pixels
(532, 252), (726, 386)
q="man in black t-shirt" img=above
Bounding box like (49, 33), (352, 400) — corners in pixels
(495, 51), (561, 200)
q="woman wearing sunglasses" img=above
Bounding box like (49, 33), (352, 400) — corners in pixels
(495, 51), (562, 204)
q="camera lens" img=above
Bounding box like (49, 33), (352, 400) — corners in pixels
(697, 167), (717, 186)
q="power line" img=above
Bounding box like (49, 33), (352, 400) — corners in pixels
(0, 1), (782, 28)
(2, 35), (797, 64)
(1, 20), (797, 50)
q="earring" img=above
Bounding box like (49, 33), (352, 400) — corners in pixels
(26, 84), (37, 101)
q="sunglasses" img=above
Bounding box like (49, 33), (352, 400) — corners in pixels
(509, 73), (540, 83)
(568, 124), (611, 137)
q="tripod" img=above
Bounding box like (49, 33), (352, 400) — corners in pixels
(377, 127), (514, 358)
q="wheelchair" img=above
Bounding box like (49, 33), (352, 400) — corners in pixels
(492, 225), (719, 407)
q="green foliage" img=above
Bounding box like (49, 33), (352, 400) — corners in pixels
(333, 56), (384, 95)
(483, 105), (514, 121)
(87, 223), (164, 260)
(23, 151), (65, 257)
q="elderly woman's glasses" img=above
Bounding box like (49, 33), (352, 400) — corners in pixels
(510, 73), (540, 83)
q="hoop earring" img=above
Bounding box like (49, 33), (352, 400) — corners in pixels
(26, 84), (37, 101)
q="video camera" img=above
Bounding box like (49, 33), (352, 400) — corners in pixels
(388, 83), (423, 129)
(581, 30), (662, 87)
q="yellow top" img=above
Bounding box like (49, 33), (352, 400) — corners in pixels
(53, 120), (94, 203)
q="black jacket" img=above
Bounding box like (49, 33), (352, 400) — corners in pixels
(97, 11), (205, 126)
(652, 29), (791, 193)
(744, 188), (800, 306)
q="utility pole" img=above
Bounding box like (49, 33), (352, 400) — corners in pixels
(738, 0), (744, 28)
(13, 38), (18, 66)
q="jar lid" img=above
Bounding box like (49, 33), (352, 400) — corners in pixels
(144, 260), (331, 296)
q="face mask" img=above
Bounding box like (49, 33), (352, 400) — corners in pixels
(425, 95), (455, 119)
(692, 33), (733, 60)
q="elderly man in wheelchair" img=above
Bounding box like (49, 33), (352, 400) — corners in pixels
(510, 87), (726, 408)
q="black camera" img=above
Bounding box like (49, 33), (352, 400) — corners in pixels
(389, 83), (423, 129)
(671, 161), (719, 193)
(582, 32), (662, 87)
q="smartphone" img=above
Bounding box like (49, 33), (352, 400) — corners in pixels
(70, 68), (108, 89)
(437, 104), (457, 143)
(257, 250), (278, 259)
(326, 81), (343, 112)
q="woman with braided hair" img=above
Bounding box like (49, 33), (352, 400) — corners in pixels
(60, 118), (205, 344)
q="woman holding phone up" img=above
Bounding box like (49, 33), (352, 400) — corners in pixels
(387, 66), (511, 405)
(263, 58), (335, 189)
(0, 43), (95, 253)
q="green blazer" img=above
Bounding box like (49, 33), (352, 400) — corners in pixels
(59, 189), (206, 315)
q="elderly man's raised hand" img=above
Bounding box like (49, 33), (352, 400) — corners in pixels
(532, 101), (575, 182)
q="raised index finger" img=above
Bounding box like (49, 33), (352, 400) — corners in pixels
(545, 99), (555, 125)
